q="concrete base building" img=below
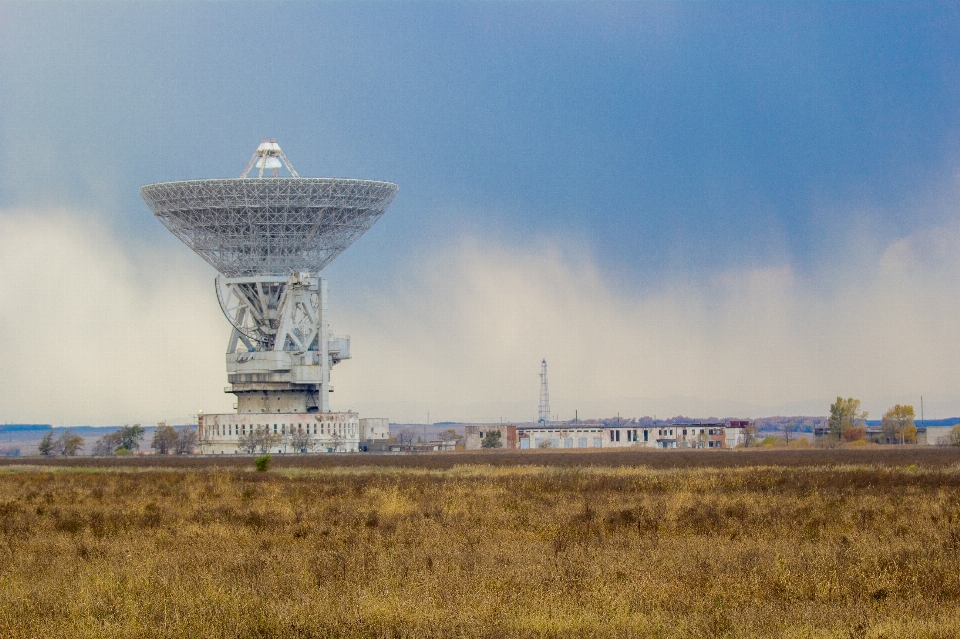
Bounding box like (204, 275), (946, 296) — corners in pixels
(199, 411), (361, 454)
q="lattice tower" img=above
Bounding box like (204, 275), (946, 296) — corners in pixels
(538, 359), (550, 424)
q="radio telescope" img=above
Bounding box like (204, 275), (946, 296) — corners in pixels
(141, 140), (397, 452)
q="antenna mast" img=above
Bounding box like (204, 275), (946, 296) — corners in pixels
(538, 359), (550, 424)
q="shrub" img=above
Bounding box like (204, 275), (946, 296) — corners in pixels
(842, 426), (866, 442)
(254, 454), (272, 472)
(481, 430), (503, 449)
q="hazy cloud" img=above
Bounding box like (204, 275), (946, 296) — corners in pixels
(0, 208), (231, 426)
(336, 212), (960, 422)
(3, 205), (960, 426)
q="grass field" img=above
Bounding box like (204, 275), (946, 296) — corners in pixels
(1, 449), (959, 638)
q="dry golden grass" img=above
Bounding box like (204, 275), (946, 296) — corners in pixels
(0, 456), (959, 637)
(6, 445), (960, 470)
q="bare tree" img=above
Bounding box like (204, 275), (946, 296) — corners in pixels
(151, 422), (178, 455)
(260, 430), (283, 453)
(175, 427), (199, 454)
(742, 424), (759, 447)
(437, 429), (462, 445)
(949, 424), (960, 447)
(56, 430), (84, 456)
(396, 428), (416, 449)
(289, 426), (316, 453)
(93, 431), (122, 456)
(236, 427), (282, 454)
(237, 429), (262, 454)
(781, 420), (797, 445)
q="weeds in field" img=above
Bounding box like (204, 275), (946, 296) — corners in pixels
(0, 456), (958, 637)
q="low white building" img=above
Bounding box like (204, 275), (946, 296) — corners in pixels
(724, 420), (751, 448)
(518, 425), (606, 449)
(516, 422), (737, 450)
(360, 418), (390, 441)
(198, 411), (361, 454)
(924, 425), (958, 446)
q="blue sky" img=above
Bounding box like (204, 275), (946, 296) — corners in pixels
(2, 2), (960, 425)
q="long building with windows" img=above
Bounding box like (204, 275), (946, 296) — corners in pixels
(198, 412), (362, 454)
(468, 421), (751, 450)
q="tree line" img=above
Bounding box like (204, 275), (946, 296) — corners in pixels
(233, 425), (334, 454)
(37, 430), (84, 456)
(84, 423), (198, 456)
(829, 398), (960, 445)
(38, 423), (202, 456)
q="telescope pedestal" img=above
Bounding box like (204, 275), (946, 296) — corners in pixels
(218, 273), (349, 414)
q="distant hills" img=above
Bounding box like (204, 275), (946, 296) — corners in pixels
(864, 417), (960, 427)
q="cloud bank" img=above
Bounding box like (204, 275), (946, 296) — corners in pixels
(2, 206), (960, 426)
(334, 220), (960, 423)
(0, 209), (231, 426)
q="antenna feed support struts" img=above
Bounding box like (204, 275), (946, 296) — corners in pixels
(240, 138), (300, 178)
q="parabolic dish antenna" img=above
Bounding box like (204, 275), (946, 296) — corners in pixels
(140, 140), (398, 277)
(140, 139), (397, 420)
